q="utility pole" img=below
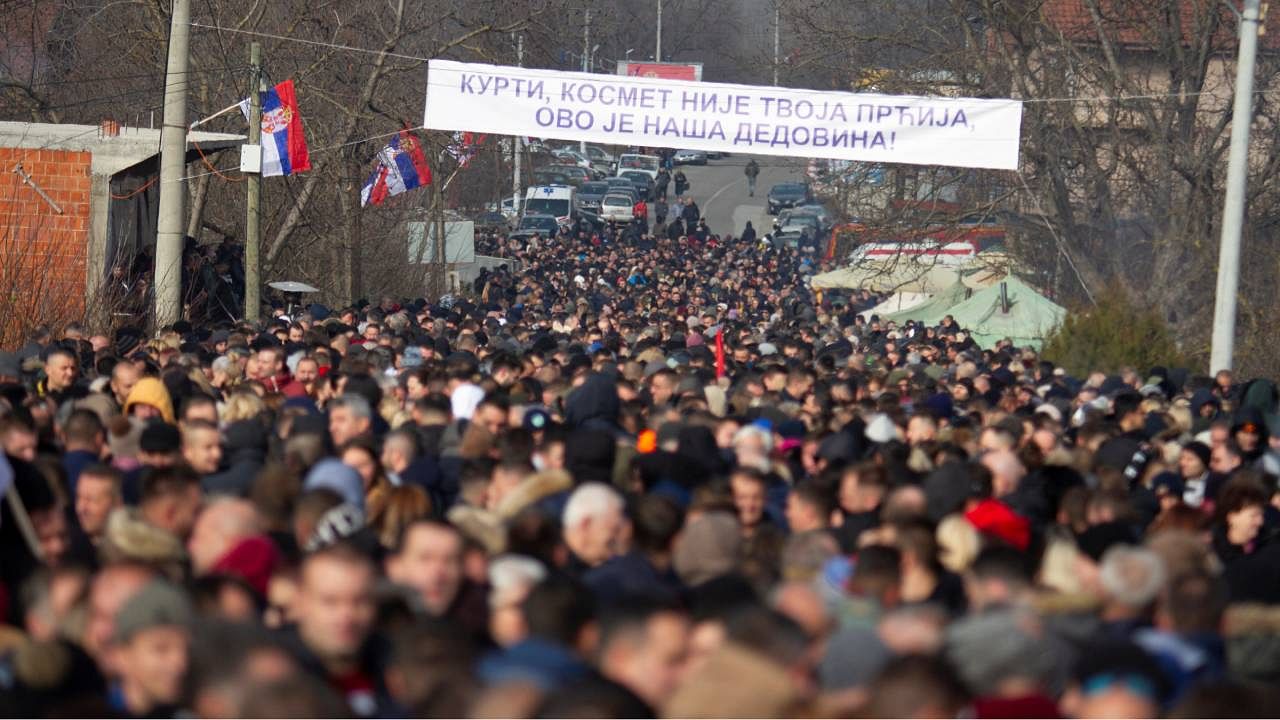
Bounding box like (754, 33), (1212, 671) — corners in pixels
(154, 0), (191, 327)
(244, 42), (263, 322)
(513, 34), (523, 217)
(581, 9), (590, 155)
(656, 0), (662, 62)
(433, 165), (447, 299)
(773, 1), (781, 86)
(1209, 0), (1263, 373)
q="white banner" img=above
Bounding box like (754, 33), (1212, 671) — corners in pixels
(424, 60), (1023, 171)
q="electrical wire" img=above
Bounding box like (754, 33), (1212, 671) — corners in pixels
(110, 177), (158, 199)
(188, 22), (431, 63)
(193, 139), (245, 182)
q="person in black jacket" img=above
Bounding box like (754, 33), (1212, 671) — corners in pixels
(680, 197), (700, 225)
(673, 170), (688, 196)
(1211, 478), (1280, 603)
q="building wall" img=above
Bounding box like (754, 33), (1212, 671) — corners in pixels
(0, 147), (91, 347)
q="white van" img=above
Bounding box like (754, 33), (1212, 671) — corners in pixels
(524, 185), (578, 228)
(617, 153), (661, 181)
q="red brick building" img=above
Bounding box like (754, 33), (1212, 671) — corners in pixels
(0, 122), (241, 346)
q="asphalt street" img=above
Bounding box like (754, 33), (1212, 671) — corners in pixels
(672, 154), (806, 238)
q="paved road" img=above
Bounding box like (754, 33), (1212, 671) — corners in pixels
(674, 154), (806, 237)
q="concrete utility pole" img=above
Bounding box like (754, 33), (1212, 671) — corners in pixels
(656, 0), (662, 62)
(244, 42), (263, 322)
(1209, 0), (1263, 373)
(773, 1), (781, 86)
(154, 0), (191, 327)
(581, 9), (590, 155)
(513, 34), (523, 217)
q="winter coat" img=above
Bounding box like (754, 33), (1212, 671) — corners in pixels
(202, 420), (268, 497)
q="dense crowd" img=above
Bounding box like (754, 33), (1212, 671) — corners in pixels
(2, 179), (1280, 719)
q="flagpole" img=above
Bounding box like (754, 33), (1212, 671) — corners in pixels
(187, 99), (247, 130)
(244, 42), (263, 322)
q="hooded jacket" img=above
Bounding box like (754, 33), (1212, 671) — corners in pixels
(122, 377), (175, 424)
(564, 372), (624, 436)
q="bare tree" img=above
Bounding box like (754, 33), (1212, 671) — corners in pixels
(788, 0), (1280, 371)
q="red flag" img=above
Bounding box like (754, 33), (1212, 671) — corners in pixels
(715, 327), (725, 379)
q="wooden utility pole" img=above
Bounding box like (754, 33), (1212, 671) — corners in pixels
(244, 42), (263, 321)
(433, 162), (447, 298)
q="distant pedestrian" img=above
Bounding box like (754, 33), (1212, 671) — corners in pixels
(681, 197), (700, 225)
(674, 170), (689, 197)
(745, 159), (760, 197)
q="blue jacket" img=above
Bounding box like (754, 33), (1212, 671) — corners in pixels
(477, 638), (590, 691)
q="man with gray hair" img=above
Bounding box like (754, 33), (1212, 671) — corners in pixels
(328, 393), (373, 447)
(1099, 545), (1167, 637)
(561, 482), (627, 572)
(488, 554), (547, 647)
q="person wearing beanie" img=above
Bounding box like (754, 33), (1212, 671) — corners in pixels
(673, 512), (742, 586)
(304, 459), (365, 511)
(187, 498), (278, 597)
(107, 580), (193, 717)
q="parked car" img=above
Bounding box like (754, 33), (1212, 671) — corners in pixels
(603, 178), (639, 204)
(767, 181), (813, 214)
(600, 193), (636, 223)
(548, 164), (592, 187)
(551, 149), (592, 170)
(778, 205), (833, 234)
(577, 181), (611, 212)
(618, 170), (656, 201)
(485, 196), (521, 221)
(582, 145), (617, 173)
(509, 213), (561, 242)
(673, 149), (708, 165)
(532, 169), (572, 187)
(776, 214), (823, 239)
(474, 210), (511, 232)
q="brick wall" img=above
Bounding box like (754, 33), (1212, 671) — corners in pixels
(0, 147), (91, 347)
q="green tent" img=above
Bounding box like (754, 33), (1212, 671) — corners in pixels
(883, 279), (974, 326)
(943, 275), (1066, 349)
(811, 261), (968, 294)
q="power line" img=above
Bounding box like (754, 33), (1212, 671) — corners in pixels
(188, 22), (431, 63)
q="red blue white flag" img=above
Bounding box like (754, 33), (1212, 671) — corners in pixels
(361, 129), (432, 207)
(242, 79), (311, 176)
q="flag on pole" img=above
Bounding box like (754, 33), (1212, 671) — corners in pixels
(446, 131), (486, 168)
(360, 164), (389, 207)
(360, 129), (432, 207)
(240, 79), (311, 176)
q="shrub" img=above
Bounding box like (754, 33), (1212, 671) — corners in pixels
(1041, 284), (1186, 376)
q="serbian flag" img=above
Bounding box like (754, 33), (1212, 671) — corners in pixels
(360, 164), (388, 207)
(447, 131), (487, 168)
(242, 80), (311, 176)
(360, 129), (431, 207)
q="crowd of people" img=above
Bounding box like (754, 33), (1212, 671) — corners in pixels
(1, 169), (1280, 719)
